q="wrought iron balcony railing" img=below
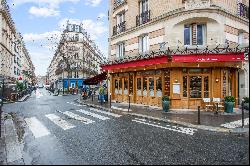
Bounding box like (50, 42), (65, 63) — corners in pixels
(113, 21), (126, 36)
(238, 3), (249, 19)
(136, 10), (151, 27)
(114, 0), (126, 10)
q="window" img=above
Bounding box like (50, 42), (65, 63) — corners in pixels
(184, 24), (206, 46)
(116, 13), (125, 26)
(116, 43), (125, 58)
(183, 76), (187, 97)
(140, 0), (149, 14)
(139, 35), (149, 54)
(190, 76), (202, 98)
(204, 76), (209, 98)
(238, 32), (244, 44)
(14, 66), (16, 75)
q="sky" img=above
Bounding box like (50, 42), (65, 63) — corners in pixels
(9, 0), (109, 76)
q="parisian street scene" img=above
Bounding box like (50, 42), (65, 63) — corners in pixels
(0, 0), (249, 165)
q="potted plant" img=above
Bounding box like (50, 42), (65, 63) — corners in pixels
(162, 96), (170, 112)
(224, 96), (235, 113)
(242, 97), (249, 110)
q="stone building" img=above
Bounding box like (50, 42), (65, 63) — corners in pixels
(47, 22), (106, 91)
(102, 0), (249, 109)
(0, 0), (35, 85)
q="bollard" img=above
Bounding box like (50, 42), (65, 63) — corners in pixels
(92, 92), (94, 102)
(110, 93), (112, 108)
(242, 101), (244, 128)
(198, 106), (201, 125)
(128, 95), (131, 112)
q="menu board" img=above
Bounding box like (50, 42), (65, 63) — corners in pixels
(173, 83), (181, 94)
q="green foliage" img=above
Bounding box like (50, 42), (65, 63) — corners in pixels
(243, 97), (249, 103)
(162, 96), (170, 102)
(224, 96), (235, 103)
(16, 81), (26, 92)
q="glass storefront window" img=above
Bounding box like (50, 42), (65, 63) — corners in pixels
(149, 78), (154, 97)
(204, 76), (209, 98)
(183, 76), (187, 97)
(156, 77), (162, 97)
(137, 78), (142, 96)
(222, 70), (227, 98)
(124, 78), (128, 95)
(143, 78), (147, 96)
(189, 69), (202, 74)
(115, 79), (119, 94)
(119, 79), (122, 94)
(190, 76), (202, 98)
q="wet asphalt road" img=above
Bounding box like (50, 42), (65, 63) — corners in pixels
(3, 89), (249, 165)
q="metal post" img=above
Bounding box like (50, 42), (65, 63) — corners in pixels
(110, 93), (112, 108)
(92, 90), (94, 102)
(242, 101), (244, 128)
(198, 106), (201, 125)
(62, 70), (64, 95)
(0, 99), (2, 138)
(128, 95), (131, 112)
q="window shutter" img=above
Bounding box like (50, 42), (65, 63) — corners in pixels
(116, 45), (119, 58)
(139, 37), (142, 53)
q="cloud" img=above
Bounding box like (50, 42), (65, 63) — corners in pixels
(68, 7), (76, 13)
(29, 6), (60, 17)
(84, 0), (102, 7)
(23, 31), (62, 42)
(12, 0), (80, 8)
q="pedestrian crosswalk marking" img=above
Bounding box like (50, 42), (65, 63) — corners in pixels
(25, 117), (51, 138)
(45, 114), (75, 130)
(220, 118), (249, 129)
(57, 111), (94, 124)
(76, 109), (110, 120)
(89, 108), (122, 118)
(132, 119), (197, 136)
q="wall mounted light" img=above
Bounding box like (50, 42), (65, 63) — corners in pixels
(174, 79), (178, 83)
(215, 78), (219, 83)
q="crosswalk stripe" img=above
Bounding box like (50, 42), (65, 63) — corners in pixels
(132, 119), (196, 135)
(221, 118), (249, 129)
(25, 117), (51, 138)
(57, 111), (94, 124)
(45, 114), (75, 130)
(89, 108), (122, 118)
(76, 109), (110, 120)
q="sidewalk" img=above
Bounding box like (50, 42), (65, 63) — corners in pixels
(76, 96), (249, 134)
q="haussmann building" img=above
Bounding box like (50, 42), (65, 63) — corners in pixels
(101, 0), (249, 109)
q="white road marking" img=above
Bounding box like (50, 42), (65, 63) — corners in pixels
(45, 114), (75, 130)
(76, 109), (110, 120)
(89, 108), (122, 118)
(221, 118), (249, 129)
(25, 117), (51, 138)
(134, 118), (146, 122)
(57, 111), (94, 124)
(132, 119), (197, 135)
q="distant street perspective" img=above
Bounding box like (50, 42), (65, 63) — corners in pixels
(0, 0), (249, 165)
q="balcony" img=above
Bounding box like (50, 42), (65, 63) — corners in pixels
(113, 0), (126, 10)
(136, 10), (151, 27)
(238, 3), (249, 19)
(113, 21), (126, 36)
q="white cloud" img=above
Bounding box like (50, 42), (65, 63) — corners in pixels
(23, 31), (62, 42)
(84, 0), (102, 7)
(68, 7), (76, 13)
(29, 6), (60, 17)
(12, 0), (80, 8)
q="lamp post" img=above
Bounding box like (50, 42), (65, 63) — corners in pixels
(0, 74), (5, 138)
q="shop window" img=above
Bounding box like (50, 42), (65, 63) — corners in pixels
(182, 68), (187, 73)
(204, 76), (209, 98)
(137, 78), (142, 96)
(143, 78), (147, 96)
(222, 70), (227, 98)
(183, 76), (188, 97)
(149, 78), (154, 97)
(124, 78), (128, 95)
(203, 68), (211, 74)
(156, 77), (162, 97)
(189, 68), (202, 74)
(190, 76), (202, 98)
(119, 79), (122, 94)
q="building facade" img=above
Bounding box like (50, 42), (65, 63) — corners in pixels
(0, 0), (35, 85)
(102, 0), (249, 109)
(47, 22), (106, 90)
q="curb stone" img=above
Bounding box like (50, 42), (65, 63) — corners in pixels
(75, 99), (249, 134)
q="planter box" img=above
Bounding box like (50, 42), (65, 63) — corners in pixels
(162, 101), (170, 112)
(224, 102), (234, 113)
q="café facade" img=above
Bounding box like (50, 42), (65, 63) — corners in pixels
(101, 46), (248, 109)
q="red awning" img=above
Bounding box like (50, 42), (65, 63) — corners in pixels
(173, 53), (244, 62)
(84, 72), (107, 85)
(102, 56), (168, 71)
